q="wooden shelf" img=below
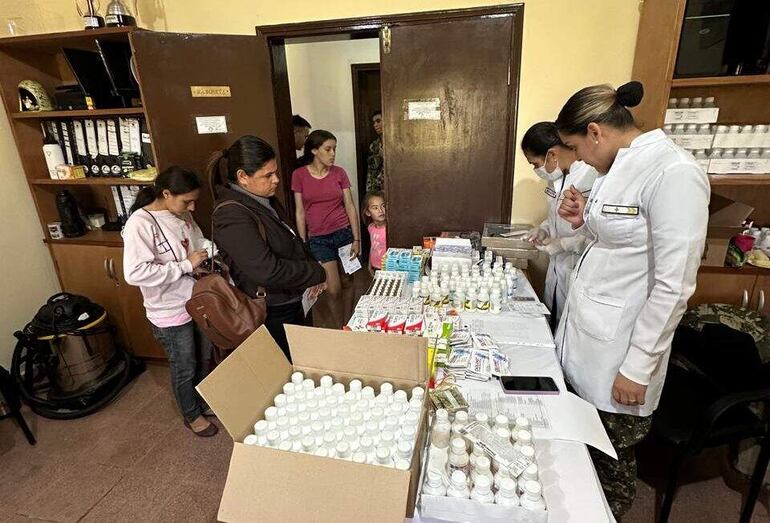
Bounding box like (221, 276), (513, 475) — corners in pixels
(708, 174), (770, 186)
(44, 228), (123, 247)
(31, 177), (152, 186)
(0, 27), (137, 50)
(699, 264), (770, 275)
(12, 108), (144, 120)
(672, 75), (770, 88)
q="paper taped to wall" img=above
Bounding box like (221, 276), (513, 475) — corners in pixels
(195, 116), (228, 134)
(405, 98), (441, 120)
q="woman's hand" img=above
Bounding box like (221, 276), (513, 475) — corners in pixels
(558, 185), (587, 229)
(187, 249), (209, 269)
(526, 227), (548, 246)
(612, 373), (647, 406)
(307, 282), (327, 299)
(350, 240), (361, 259)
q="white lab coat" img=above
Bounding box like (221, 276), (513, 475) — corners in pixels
(555, 129), (709, 416)
(539, 161), (598, 325)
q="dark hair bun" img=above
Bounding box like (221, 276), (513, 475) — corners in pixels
(616, 81), (644, 108)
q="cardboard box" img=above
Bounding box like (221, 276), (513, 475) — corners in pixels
(702, 195), (754, 267)
(197, 325), (429, 523)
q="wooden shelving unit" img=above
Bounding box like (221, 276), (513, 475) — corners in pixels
(708, 174), (770, 186)
(11, 108), (145, 119)
(671, 75), (770, 88)
(44, 228), (124, 246)
(30, 177), (153, 186)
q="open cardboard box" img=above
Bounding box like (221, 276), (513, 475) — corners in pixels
(197, 325), (429, 523)
(703, 194), (754, 267)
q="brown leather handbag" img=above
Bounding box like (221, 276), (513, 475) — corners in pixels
(186, 201), (267, 351)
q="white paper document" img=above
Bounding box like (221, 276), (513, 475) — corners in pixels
(337, 244), (362, 274)
(301, 288), (317, 317)
(509, 301), (552, 316)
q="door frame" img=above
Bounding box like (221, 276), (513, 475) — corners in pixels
(256, 3), (524, 223)
(351, 62), (381, 203)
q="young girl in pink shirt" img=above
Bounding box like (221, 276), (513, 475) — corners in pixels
(363, 192), (387, 275)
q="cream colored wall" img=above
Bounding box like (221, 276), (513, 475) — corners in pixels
(285, 37), (380, 209)
(0, 0), (640, 364)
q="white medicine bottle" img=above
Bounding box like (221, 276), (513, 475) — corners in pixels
(518, 462), (539, 494)
(447, 437), (469, 475)
(495, 477), (520, 506)
(375, 446), (394, 468)
(446, 470), (471, 499)
(422, 469), (447, 497)
(476, 288), (490, 313)
(470, 475), (495, 504)
(431, 409), (452, 449)
(472, 455), (494, 485)
(520, 480), (546, 511)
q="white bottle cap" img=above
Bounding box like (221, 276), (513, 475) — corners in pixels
(311, 420), (324, 434)
(326, 396), (338, 408)
(499, 477), (517, 495)
(331, 418), (344, 432)
(520, 445), (535, 460)
(395, 459), (410, 470)
(523, 463), (539, 480)
(320, 375), (333, 388)
(365, 420), (379, 435)
(474, 474), (491, 491)
(291, 371), (304, 385)
(344, 426), (357, 442)
(495, 427), (510, 440)
(266, 430), (281, 446)
(475, 412), (489, 425)
(400, 424), (417, 442)
(404, 411), (420, 427)
(450, 470), (467, 487)
(350, 411), (364, 426)
(393, 389), (408, 403)
(371, 407), (385, 420)
(288, 415), (299, 427)
(318, 407), (331, 420)
(349, 379), (362, 392)
(273, 394), (287, 407)
(408, 398), (423, 412)
(288, 426), (302, 441)
(455, 411), (469, 423)
(436, 408), (449, 422)
(352, 451), (367, 464)
(517, 429), (532, 444)
(524, 480), (542, 497)
(450, 437), (466, 453)
(332, 383), (345, 396)
(301, 435), (316, 452)
(243, 434), (258, 445)
(302, 378), (315, 391)
(376, 446), (391, 463)
(254, 419), (268, 435)
(298, 411), (311, 425)
(314, 447), (329, 458)
(362, 386), (375, 399)
(390, 403), (404, 416)
(278, 441), (292, 451)
(323, 433), (337, 447)
(285, 404), (298, 417)
(283, 383), (295, 396)
(397, 441), (413, 459)
(380, 382), (394, 396)
(335, 441), (351, 458)
(276, 417), (289, 429)
(359, 435), (374, 450)
(494, 414), (509, 428)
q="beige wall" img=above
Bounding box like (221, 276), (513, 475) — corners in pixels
(0, 0), (640, 363)
(285, 37), (380, 209)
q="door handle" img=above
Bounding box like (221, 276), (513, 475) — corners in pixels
(108, 258), (119, 285)
(757, 290), (765, 313)
(103, 258), (111, 280)
(741, 289), (749, 309)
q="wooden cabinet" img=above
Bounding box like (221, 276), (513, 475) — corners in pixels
(689, 272), (757, 307)
(50, 244), (165, 359)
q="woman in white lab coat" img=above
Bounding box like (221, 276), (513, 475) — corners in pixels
(554, 81), (709, 518)
(521, 122), (598, 329)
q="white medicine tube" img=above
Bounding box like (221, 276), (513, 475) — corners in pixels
(518, 462), (539, 494)
(422, 470), (448, 496)
(446, 470), (471, 499)
(470, 475), (495, 504)
(243, 434), (258, 446)
(520, 480), (546, 511)
(291, 371), (304, 386)
(375, 446), (394, 467)
(496, 477), (520, 506)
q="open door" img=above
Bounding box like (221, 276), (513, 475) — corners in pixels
(130, 32), (282, 234)
(380, 11), (521, 247)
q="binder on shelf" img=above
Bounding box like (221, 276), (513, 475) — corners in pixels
(84, 119), (100, 177)
(71, 120), (90, 167)
(58, 121), (74, 166)
(96, 119), (111, 176)
(106, 119), (122, 176)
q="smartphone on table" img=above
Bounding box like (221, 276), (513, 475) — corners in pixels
(500, 375), (559, 395)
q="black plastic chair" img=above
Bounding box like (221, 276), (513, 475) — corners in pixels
(653, 324), (770, 523)
(0, 365), (36, 445)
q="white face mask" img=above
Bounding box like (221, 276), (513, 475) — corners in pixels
(533, 152), (563, 182)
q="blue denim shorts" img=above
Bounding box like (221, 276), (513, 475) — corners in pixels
(308, 226), (354, 263)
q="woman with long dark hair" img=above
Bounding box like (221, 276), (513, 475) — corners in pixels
(292, 130), (361, 328)
(207, 136), (326, 358)
(123, 166), (217, 437)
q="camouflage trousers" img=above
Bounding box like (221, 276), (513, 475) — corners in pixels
(589, 410), (652, 519)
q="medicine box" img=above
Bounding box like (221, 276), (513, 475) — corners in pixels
(197, 325), (429, 523)
(664, 107), (719, 125)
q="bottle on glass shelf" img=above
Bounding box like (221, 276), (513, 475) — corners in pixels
(470, 475), (495, 504)
(496, 477), (520, 506)
(422, 469), (448, 496)
(520, 480), (547, 511)
(446, 470), (471, 499)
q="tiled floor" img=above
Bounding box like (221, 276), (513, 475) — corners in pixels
(1, 363), (768, 522)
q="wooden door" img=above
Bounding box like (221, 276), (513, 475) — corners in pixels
(130, 32), (282, 235)
(352, 63), (382, 200)
(50, 244), (128, 345)
(688, 272), (758, 307)
(111, 252), (166, 359)
(380, 11), (522, 247)
(750, 275), (770, 317)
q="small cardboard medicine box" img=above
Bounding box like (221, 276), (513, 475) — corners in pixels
(197, 325), (429, 523)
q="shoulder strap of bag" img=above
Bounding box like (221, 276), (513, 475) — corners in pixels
(211, 199), (268, 297)
(143, 209), (180, 263)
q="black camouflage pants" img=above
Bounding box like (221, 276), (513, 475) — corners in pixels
(590, 410), (652, 519)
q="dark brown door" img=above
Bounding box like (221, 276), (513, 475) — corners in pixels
(129, 32), (282, 234)
(352, 63), (382, 201)
(381, 13), (521, 247)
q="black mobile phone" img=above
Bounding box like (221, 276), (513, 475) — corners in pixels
(500, 376), (559, 395)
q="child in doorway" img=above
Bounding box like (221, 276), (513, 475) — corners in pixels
(363, 191), (387, 275)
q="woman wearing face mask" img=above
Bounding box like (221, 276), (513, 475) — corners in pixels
(208, 136), (327, 359)
(522, 122), (598, 328)
(555, 81), (709, 518)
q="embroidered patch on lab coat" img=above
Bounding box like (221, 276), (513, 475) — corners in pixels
(544, 187), (557, 198)
(601, 204), (639, 216)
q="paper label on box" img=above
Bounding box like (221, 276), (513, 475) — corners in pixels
(195, 115), (228, 134)
(670, 134), (714, 149)
(405, 98), (441, 120)
(664, 107), (719, 124)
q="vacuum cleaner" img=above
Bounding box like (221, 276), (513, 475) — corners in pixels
(11, 292), (144, 419)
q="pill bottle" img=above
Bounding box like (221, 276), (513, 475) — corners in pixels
(448, 437), (470, 475)
(514, 429), (533, 450)
(494, 414), (511, 439)
(335, 441), (353, 460)
(301, 435), (317, 454)
(352, 451), (367, 464)
(320, 375), (333, 388)
(477, 288), (490, 313)
(494, 465), (512, 490)
(431, 409), (452, 449)
(469, 444), (485, 470)
(518, 462), (539, 495)
(472, 455), (494, 486)
(243, 434), (258, 446)
(411, 386), (425, 402)
(513, 416), (531, 433)
(470, 475), (495, 504)
(465, 288), (477, 311)
(446, 470), (471, 499)
(520, 480), (546, 511)
(474, 412), (490, 427)
(496, 477), (520, 506)
(422, 469), (448, 496)
(291, 371), (304, 385)
(375, 446), (394, 467)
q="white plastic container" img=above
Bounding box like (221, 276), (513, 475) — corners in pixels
(432, 409), (452, 449)
(446, 470), (471, 499)
(472, 455), (494, 486)
(520, 480), (546, 511)
(470, 474), (495, 504)
(448, 437), (470, 475)
(518, 462), (539, 494)
(423, 469), (448, 496)
(375, 446), (394, 467)
(496, 477), (520, 506)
